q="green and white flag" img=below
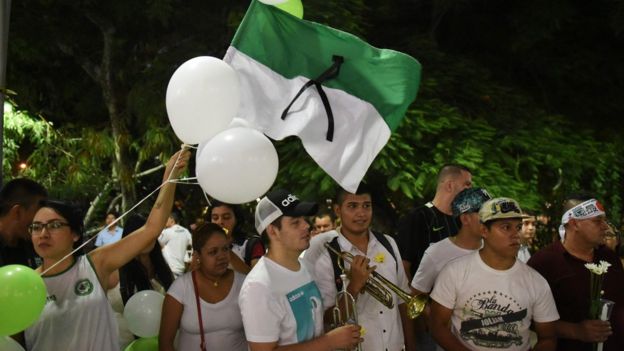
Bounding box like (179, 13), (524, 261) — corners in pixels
(224, 0), (421, 192)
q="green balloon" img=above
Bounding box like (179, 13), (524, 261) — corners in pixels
(0, 265), (47, 336)
(124, 337), (159, 351)
(275, 0), (304, 19)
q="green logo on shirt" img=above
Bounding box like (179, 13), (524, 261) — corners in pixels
(74, 279), (94, 296)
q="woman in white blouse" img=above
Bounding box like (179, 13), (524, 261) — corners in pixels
(159, 223), (247, 351)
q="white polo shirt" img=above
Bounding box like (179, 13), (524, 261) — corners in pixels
(306, 229), (409, 351)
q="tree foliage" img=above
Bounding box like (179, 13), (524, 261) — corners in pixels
(4, 0), (624, 237)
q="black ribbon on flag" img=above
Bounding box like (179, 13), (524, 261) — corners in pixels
(281, 55), (344, 142)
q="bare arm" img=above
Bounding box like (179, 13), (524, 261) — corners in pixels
(250, 258), (261, 268)
(402, 259), (412, 280)
(247, 324), (361, 351)
(430, 300), (471, 351)
(533, 321), (557, 351)
(229, 251), (251, 274)
(107, 269), (119, 291)
(400, 303), (417, 351)
(555, 319), (611, 343)
(159, 294), (184, 351)
(410, 286), (432, 335)
(90, 149), (190, 288)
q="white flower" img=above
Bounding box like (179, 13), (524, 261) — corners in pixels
(585, 261), (611, 275)
(585, 263), (598, 273)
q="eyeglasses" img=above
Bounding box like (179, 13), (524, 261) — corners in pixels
(28, 220), (70, 235)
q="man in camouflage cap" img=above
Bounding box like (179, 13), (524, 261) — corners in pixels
(430, 197), (559, 350)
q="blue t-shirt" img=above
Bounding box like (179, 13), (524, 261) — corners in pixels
(94, 227), (123, 247)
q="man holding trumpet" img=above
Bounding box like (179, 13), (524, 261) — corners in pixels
(306, 184), (416, 351)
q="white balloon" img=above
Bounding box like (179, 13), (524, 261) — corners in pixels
(196, 127), (279, 204)
(258, 0), (288, 4)
(123, 290), (164, 338)
(196, 140), (209, 167)
(227, 117), (251, 129)
(166, 56), (240, 144)
(0, 336), (25, 351)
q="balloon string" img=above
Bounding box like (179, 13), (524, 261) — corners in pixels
(41, 182), (167, 276)
(41, 145), (191, 276)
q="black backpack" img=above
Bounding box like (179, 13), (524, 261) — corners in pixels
(326, 231), (398, 291)
(243, 235), (263, 266)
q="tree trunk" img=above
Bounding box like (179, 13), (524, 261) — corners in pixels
(87, 12), (136, 213)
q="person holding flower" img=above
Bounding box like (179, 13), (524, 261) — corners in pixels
(529, 194), (624, 351)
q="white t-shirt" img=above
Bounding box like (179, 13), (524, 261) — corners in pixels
(305, 229), (409, 351)
(239, 256), (324, 345)
(25, 255), (119, 351)
(167, 271), (247, 351)
(430, 252), (559, 351)
(158, 224), (192, 276)
(411, 237), (478, 293)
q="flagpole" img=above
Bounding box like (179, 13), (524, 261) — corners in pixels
(0, 0), (11, 187)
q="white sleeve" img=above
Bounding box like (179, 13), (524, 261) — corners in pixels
(313, 250), (338, 310)
(239, 280), (285, 343)
(166, 273), (189, 304)
(531, 272), (560, 323)
(388, 235), (410, 291)
(158, 230), (169, 246)
(185, 229), (193, 246)
(429, 263), (458, 310)
(411, 249), (437, 293)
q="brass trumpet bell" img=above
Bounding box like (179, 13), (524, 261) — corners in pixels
(324, 242), (427, 319)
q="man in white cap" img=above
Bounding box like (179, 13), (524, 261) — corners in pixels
(239, 189), (361, 351)
(529, 195), (624, 351)
(430, 197), (559, 351)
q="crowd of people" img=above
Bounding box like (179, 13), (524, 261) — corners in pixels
(0, 158), (623, 351)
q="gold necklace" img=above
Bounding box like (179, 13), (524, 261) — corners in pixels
(200, 271), (220, 287)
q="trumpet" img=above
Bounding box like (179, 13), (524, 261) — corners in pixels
(324, 242), (428, 319)
(332, 273), (362, 351)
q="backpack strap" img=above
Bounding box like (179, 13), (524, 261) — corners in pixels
(327, 236), (346, 292)
(371, 230), (398, 272)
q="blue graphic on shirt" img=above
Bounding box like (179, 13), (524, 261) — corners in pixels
(286, 281), (323, 342)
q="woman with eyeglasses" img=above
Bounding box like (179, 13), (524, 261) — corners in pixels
(14, 150), (190, 351)
(159, 222), (247, 351)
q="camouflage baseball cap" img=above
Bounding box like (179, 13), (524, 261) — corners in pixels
(479, 197), (528, 223)
(451, 188), (492, 217)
